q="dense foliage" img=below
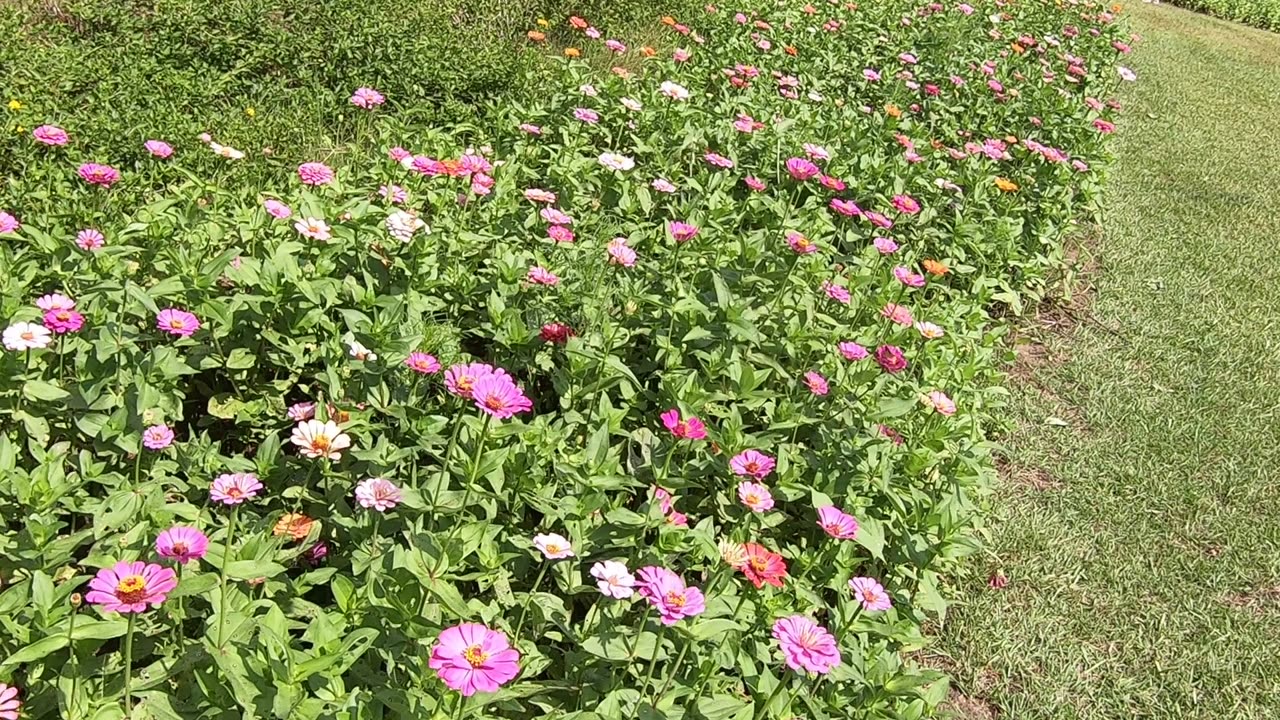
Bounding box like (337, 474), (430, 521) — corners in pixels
(0, 0), (1135, 718)
(1162, 0), (1280, 30)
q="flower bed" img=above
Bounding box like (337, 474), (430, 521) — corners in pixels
(0, 1), (1134, 717)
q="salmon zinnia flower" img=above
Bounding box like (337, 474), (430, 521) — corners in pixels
(290, 419), (352, 460)
(430, 623), (521, 696)
(85, 561), (178, 613)
(273, 512), (316, 540)
(738, 542), (787, 588)
(995, 177), (1020, 192)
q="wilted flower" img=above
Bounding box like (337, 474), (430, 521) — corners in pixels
(304, 541), (329, 566)
(772, 616), (840, 674)
(533, 533), (574, 559)
(155, 526), (210, 564)
(636, 566), (705, 624)
(297, 162), (335, 186)
(355, 477), (403, 512)
(290, 420), (352, 460)
(590, 561), (635, 598)
(849, 577), (893, 611)
(86, 561), (178, 613)
(620, 97), (643, 111)
(3, 322), (51, 351)
(209, 143), (244, 160)
(737, 481), (775, 512)
(719, 540), (748, 568)
(540, 322), (575, 344)
(155, 308), (200, 338)
(386, 210), (427, 242)
(405, 352), (441, 374)
(142, 425), (175, 450)
(287, 402), (316, 421)
(816, 506), (859, 539)
(803, 143), (831, 161)
(210, 473), (262, 505)
(429, 623), (521, 697)
(348, 340), (377, 361)
(660, 409), (707, 440)
(380, 184), (408, 204)
(830, 198), (862, 217)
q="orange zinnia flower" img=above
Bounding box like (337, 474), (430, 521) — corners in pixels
(661, 15), (677, 25)
(527, 30), (545, 42)
(569, 15), (588, 29)
(1005, 135), (1018, 144)
(784, 45), (797, 56)
(922, 259), (949, 276)
(273, 513), (316, 541)
(994, 178), (1020, 192)
(640, 46), (656, 57)
(564, 47), (580, 58)
(1011, 43), (1025, 54)
(1111, 3), (1123, 11)
(885, 103), (902, 118)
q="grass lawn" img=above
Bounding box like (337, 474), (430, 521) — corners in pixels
(934, 2), (1280, 718)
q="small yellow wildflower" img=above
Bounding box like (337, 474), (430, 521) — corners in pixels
(536, 18), (549, 27)
(245, 107), (256, 118)
(6, 100), (21, 111)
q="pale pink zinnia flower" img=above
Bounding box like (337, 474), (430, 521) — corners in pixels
(533, 533), (575, 559)
(636, 566), (705, 624)
(590, 560), (635, 599)
(772, 615), (840, 674)
(210, 472), (262, 505)
(144, 140), (174, 158)
(263, 199), (292, 219)
(286, 402), (316, 421)
(607, 237), (637, 267)
(470, 372), (534, 419)
(651, 178), (677, 193)
(295, 217), (332, 241)
(527, 266), (560, 286)
(704, 152), (735, 169)
(156, 308), (200, 337)
(926, 390), (956, 415)
(76, 228), (105, 251)
(290, 419), (352, 460)
(355, 477), (403, 511)
(802, 143), (831, 161)
(804, 371), (829, 396)
(36, 293), (74, 312)
(85, 561), (178, 613)
(873, 236), (899, 254)
(297, 162), (335, 186)
(380, 184), (408, 204)
(737, 481), (775, 512)
(539, 207), (573, 225)
(155, 526), (210, 564)
(849, 577), (893, 611)
(598, 153), (635, 171)
(0, 683), (19, 720)
(405, 352), (441, 374)
(882, 303), (914, 326)
(524, 188), (558, 204)
(574, 108), (600, 124)
(33, 125), (69, 146)
(142, 424), (175, 450)
(916, 321), (945, 339)
(816, 506), (859, 539)
(838, 341), (868, 361)
(822, 281), (851, 305)
(730, 449), (776, 479)
(429, 623), (521, 697)
(0, 212), (19, 235)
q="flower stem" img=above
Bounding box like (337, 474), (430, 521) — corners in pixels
(365, 513), (382, 605)
(67, 600), (80, 717)
(655, 634), (690, 704)
(513, 561), (550, 639)
(216, 505), (239, 649)
(123, 613), (135, 714)
(432, 410), (464, 527)
(632, 624), (668, 718)
(754, 672), (790, 720)
(446, 413), (492, 545)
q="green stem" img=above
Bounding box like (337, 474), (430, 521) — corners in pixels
(655, 635), (690, 704)
(123, 613), (135, 714)
(766, 253), (800, 318)
(432, 409), (464, 525)
(632, 624), (668, 718)
(67, 601), (80, 717)
(446, 413), (492, 544)
(512, 561), (550, 639)
(753, 673), (790, 720)
(365, 513), (382, 605)
(216, 505), (239, 649)
(453, 693), (466, 720)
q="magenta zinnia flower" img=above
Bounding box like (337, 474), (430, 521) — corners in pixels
(0, 212), (19, 235)
(430, 623), (521, 696)
(822, 281), (851, 305)
(43, 308), (84, 334)
(405, 352), (441, 374)
(349, 87), (386, 109)
(772, 616), (841, 674)
(635, 566), (705, 625)
(849, 577), (893, 611)
(786, 157), (820, 180)
(155, 526), (210, 564)
(730, 449), (775, 479)
(737, 481), (774, 512)
(660, 408), (707, 440)
(355, 477), (403, 511)
(78, 163), (121, 188)
(445, 363), (496, 399)
(816, 506), (859, 539)
(210, 472), (263, 505)
(875, 345), (908, 373)
(76, 228), (105, 251)
(470, 372), (533, 419)
(830, 198), (862, 217)
(156, 308), (200, 337)
(144, 140), (174, 158)
(548, 225), (575, 243)
(85, 561), (178, 613)
(297, 162), (335, 186)
(142, 425), (175, 450)
(33, 125), (69, 146)
(668, 221), (699, 243)
(785, 231), (816, 254)
(804, 371), (829, 396)
(0, 683), (19, 720)
(891, 194), (921, 215)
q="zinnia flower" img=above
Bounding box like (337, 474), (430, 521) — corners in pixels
(445, 363), (495, 399)
(156, 308), (200, 338)
(155, 526), (210, 564)
(273, 513), (316, 540)
(0, 212), (19, 235)
(524, 188), (557, 204)
(295, 217), (332, 241)
(849, 577), (893, 611)
(875, 345), (908, 373)
(386, 210), (427, 242)
(730, 449), (775, 479)
(533, 533), (574, 559)
(838, 342), (868, 361)
(598, 153), (635, 171)
(548, 225), (575, 243)
(785, 231), (816, 254)
(816, 506), (859, 539)
(36, 293), (74, 312)
(3, 322), (51, 351)
(33, 125), (69, 146)
(209, 143), (245, 160)
(891, 194), (921, 214)
(704, 152), (734, 168)
(882, 303), (914, 326)
(527, 266), (560, 285)
(772, 616), (840, 674)
(574, 108), (600, 124)
(144, 140), (174, 158)
(355, 477), (403, 511)
(926, 390), (956, 415)
(651, 178), (677, 193)
(590, 560), (635, 598)
(210, 472), (262, 505)
(635, 566), (705, 624)
(405, 352), (441, 374)
(916, 321), (945, 339)
(821, 281), (851, 305)
(830, 198), (862, 217)
(0, 683), (19, 720)
(85, 561), (178, 613)
(78, 163), (121, 188)
(287, 402), (316, 421)
(804, 371), (829, 396)
(470, 372), (534, 419)
(893, 266), (926, 287)
(873, 236), (898, 254)
(660, 408), (707, 440)
(719, 540), (748, 568)
(737, 481), (774, 512)
(349, 87), (386, 109)
(297, 162), (335, 186)
(540, 322), (574, 344)
(668, 221), (699, 243)
(607, 237), (637, 267)
(142, 425), (175, 450)
(803, 143), (831, 161)
(429, 623), (521, 696)
(786, 157), (820, 180)
(744, 176), (767, 191)
(738, 543), (787, 588)
(659, 81), (690, 100)
(263, 199), (292, 219)
(290, 419), (352, 460)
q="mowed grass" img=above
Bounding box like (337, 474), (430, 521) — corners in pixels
(934, 3), (1280, 719)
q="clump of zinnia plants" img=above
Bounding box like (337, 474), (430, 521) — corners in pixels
(0, 0), (1134, 716)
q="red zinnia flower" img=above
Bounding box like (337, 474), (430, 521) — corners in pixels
(737, 542), (787, 588)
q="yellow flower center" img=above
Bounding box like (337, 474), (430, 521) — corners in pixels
(463, 644), (489, 668)
(484, 395), (505, 410)
(750, 557), (769, 572)
(312, 433), (331, 451)
(115, 575), (147, 604)
(664, 591), (686, 608)
(745, 492), (762, 505)
(457, 376), (475, 393)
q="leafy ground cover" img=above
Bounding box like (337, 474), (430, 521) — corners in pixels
(0, 1), (1133, 718)
(1160, 0), (1280, 30)
(936, 2), (1280, 718)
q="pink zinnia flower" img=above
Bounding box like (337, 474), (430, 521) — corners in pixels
(669, 221), (699, 243)
(78, 163), (121, 188)
(1093, 119), (1116, 134)
(875, 345), (908, 373)
(210, 472), (263, 505)
(142, 425), (175, 450)
(786, 157), (820, 180)
(144, 140), (174, 158)
(380, 184), (408, 204)
(36, 293), (74, 312)
(737, 481), (775, 512)
(803, 143), (831, 161)
(660, 409), (707, 440)
(519, 123), (542, 135)
(816, 506), (859, 539)
(772, 616), (840, 674)
(445, 363), (495, 399)
(263, 199), (292, 219)
(652, 178), (677, 193)
(590, 560), (635, 599)
(533, 533), (575, 559)
(605, 39), (627, 53)
(33, 125), (69, 146)
(0, 212), (18, 235)
(287, 402), (316, 421)
(893, 266), (926, 287)
(873, 236), (898, 254)
(85, 561), (178, 613)
(539, 207), (573, 225)
(525, 188), (557, 204)
(294, 217), (332, 241)
(733, 114), (764, 133)
(838, 341), (868, 361)
(349, 87), (386, 109)
(822, 281), (851, 305)
(156, 308), (200, 338)
(405, 352), (441, 374)
(43, 308), (84, 334)
(744, 176), (767, 191)
(704, 152), (734, 169)
(865, 211), (894, 229)
(636, 566), (705, 625)
(355, 477), (402, 511)
(916, 321), (945, 339)
(891, 194), (921, 214)
(882, 303), (914, 326)
(607, 237), (637, 267)
(547, 225), (575, 243)
(830, 198), (862, 217)
(926, 390), (956, 415)
(76, 228), (105, 250)
(573, 108), (599, 124)
(819, 175), (847, 191)
(527, 266), (560, 286)
(849, 577), (893, 611)
(673, 47), (691, 61)
(863, 68), (881, 81)
(388, 146), (411, 163)
(297, 162), (335, 186)
(0, 683), (19, 720)
(804, 371), (829, 396)
(730, 449), (776, 479)
(429, 623), (521, 697)
(155, 526), (210, 564)
(786, 231), (817, 254)
(470, 372), (533, 419)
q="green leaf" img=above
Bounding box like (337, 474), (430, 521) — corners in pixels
(0, 635), (68, 668)
(225, 560), (286, 581)
(69, 619), (129, 640)
(22, 380), (70, 402)
(856, 517), (886, 560)
(697, 695), (752, 720)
